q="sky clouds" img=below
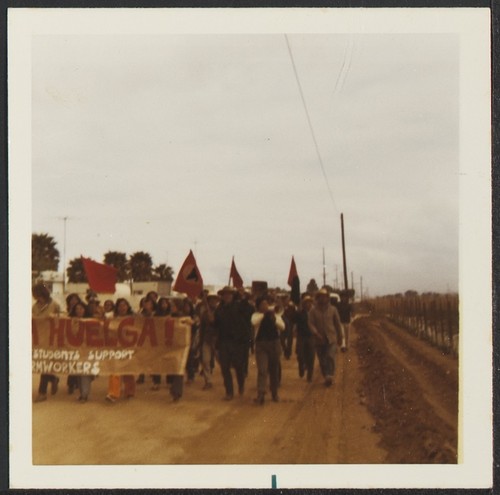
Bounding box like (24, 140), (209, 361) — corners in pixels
(32, 33), (459, 295)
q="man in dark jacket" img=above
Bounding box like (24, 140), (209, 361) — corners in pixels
(214, 286), (252, 400)
(295, 295), (316, 382)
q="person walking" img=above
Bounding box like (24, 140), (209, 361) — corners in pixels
(183, 297), (200, 384)
(251, 297), (285, 404)
(150, 297), (172, 390)
(199, 292), (219, 390)
(136, 296), (157, 386)
(236, 289), (254, 379)
(214, 286), (251, 400)
(64, 293), (83, 395)
(308, 289), (343, 387)
(32, 283), (61, 402)
(295, 295), (316, 382)
(166, 299), (186, 402)
(69, 301), (95, 402)
(106, 298), (136, 403)
(281, 301), (296, 360)
(338, 292), (352, 352)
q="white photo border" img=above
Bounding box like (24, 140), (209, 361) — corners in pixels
(8, 7), (492, 489)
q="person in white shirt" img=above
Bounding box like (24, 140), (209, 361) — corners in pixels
(251, 297), (285, 404)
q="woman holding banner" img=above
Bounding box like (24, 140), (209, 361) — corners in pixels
(65, 293), (83, 395)
(32, 283), (61, 403)
(105, 298), (136, 403)
(150, 297), (172, 390)
(69, 301), (95, 402)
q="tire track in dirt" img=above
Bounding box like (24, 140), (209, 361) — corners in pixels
(354, 316), (458, 463)
(376, 319), (457, 430)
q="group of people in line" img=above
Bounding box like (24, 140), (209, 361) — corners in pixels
(31, 282), (352, 405)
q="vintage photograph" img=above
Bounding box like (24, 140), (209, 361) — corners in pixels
(9, 7), (491, 489)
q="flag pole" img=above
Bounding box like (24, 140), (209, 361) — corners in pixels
(228, 256), (233, 286)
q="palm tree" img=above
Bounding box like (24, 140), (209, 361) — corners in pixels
(103, 251), (129, 282)
(129, 251), (154, 282)
(66, 257), (87, 283)
(32, 233), (60, 277)
(153, 263), (174, 282)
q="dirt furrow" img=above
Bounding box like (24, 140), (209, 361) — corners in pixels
(353, 316), (458, 463)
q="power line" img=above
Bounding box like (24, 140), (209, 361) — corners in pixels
(340, 37), (355, 93)
(330, 40), (349, 104)
(284, 34), (339, 214)
(328, 36), (355, 113)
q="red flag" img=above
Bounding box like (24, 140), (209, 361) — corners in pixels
(229, 257), (244, 289)
(288, 256), (300, 305)
(173, 250), (204, 300)
(288, 256), (298, 286)
(81, 257), (117, 294)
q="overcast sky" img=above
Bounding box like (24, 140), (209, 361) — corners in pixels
(31, 33), (459, 296)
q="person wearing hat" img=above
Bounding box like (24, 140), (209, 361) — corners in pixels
(295, 295), (316, 382)
(214, 286), (252, 400)
(199, 291), (219, 390)
(308, 289), (343, 387)
(251, 296), (285, 404)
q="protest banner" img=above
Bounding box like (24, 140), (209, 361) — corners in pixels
(32, 316), (192, 376)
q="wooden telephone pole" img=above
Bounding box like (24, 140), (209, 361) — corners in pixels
(322, 247), (326, 287)
(341, 213), (349, 291)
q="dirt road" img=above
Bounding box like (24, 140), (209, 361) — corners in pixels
(32, 316), (458, 465)
(355, 316), (458, 463)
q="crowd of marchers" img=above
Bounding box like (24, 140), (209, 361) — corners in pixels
(31, 282), (353, 405)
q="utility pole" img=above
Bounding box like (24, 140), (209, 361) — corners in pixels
(351, 271), (354, 294)
(341, 213), (348, 291)
(57, 216), (69, 294)
(322, 247), (326, 288)
(360, 276), (363, 301)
